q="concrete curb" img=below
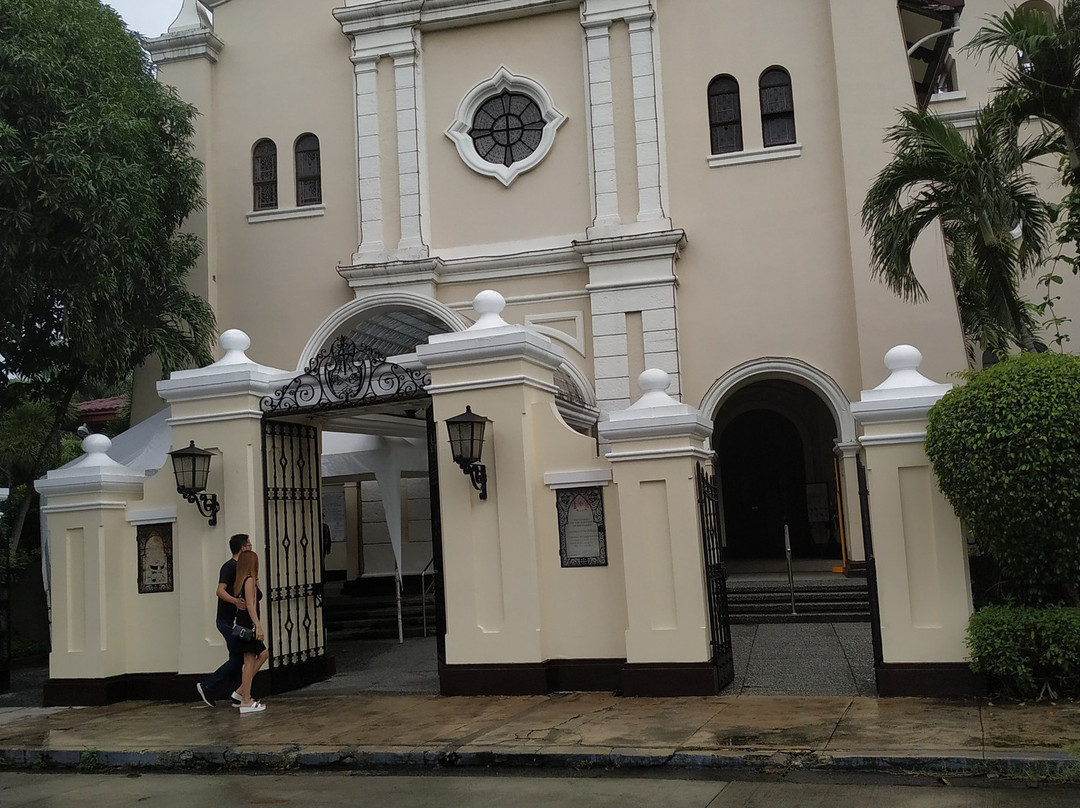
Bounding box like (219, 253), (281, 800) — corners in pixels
(2, 745), (1077, 776)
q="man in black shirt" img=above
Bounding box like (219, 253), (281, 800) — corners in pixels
(196, 533), (251, 706)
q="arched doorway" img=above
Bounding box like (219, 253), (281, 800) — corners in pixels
(714, 379), (843, 568)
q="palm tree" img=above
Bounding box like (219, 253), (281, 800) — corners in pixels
(861, 104), (1057, 359)
(967, 1), (1080, 182)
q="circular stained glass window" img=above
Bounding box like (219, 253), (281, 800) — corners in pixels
(468, 91), (545, 168)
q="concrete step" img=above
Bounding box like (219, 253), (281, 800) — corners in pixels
(725, 580), (871, 624)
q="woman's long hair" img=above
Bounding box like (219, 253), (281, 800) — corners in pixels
(233, 550), (260, 597)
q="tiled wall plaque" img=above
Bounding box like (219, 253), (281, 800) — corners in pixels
(137, 523), (174, 593)
(556, 487), (607, 567)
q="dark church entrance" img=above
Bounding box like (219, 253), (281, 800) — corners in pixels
(714, 380), (842, 564)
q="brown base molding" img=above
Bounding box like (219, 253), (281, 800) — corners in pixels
(620, 662), (721, 696)
(44, 655), (336, 707)
(843, 561), (868, 578)
(439, 658), (720, 697)
(876, 662), (985, 697)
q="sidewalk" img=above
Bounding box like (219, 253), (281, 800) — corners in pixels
(0, 689), (1077, 775)
(1, 629), (1076, 776)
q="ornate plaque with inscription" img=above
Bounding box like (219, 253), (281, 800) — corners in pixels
(556, 487), (607, 567)
(137, 523), (174, 593)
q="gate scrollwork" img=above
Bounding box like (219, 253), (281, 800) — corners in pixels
(261, 335), (431, 416)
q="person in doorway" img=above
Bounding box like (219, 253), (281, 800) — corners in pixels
(233, 548), (270, 714)
(196, 533), (250, 707)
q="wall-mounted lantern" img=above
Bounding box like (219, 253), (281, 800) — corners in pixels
(446, 406), (489, 500)
(168, 441), (221, 526)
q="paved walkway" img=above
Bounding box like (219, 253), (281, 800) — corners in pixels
(0, 630), (1077, 775)
(0, 688), (1076, 775)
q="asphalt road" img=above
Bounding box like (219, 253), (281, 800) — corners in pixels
(1, 772), (1078, 807)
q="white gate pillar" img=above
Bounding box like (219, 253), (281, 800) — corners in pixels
(416, 291), (568, 693)
(598, 368), (717, 695)
(851, 345), (977, 696)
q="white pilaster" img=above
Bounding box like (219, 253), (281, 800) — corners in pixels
(583, 22), (621, 229)
(626, 13), (666, 224)
(393, 45), (426, 253)
(353, 57), (384, 256)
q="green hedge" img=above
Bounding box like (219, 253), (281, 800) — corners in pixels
(967, 605), (1080, 698)
(926, 352), (1080, 605)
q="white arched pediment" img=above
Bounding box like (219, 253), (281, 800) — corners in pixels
(297, 292), (469, 371)
(698, 357), (856, 445)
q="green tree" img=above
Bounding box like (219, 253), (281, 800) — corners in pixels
(968, 1), (1080, 182)
(0, 0), (216, 554)
(861, 105), (1056, 359)
(968, 2), (1080, 288)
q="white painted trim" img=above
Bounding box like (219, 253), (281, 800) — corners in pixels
(41, 501), (131, 514)
(707, 143), (801, 168)
(448, 289), (588, 309)
(933, 106), (978, 130)
(246, 205), (325, 224)
(166, 410), (265, 426)
(698, 356), (856, 444)
(446, 67), (567, 186)
(858, 432), (927, 446)
(127, 508), (178, 525)
(929, 90), (967, 103)
(525, 311), (586, 356)
(605, 446), (714, 463)
(424, 376), (559, 395)
(544, 469), (613, 488)
(333, 0), (577, 34)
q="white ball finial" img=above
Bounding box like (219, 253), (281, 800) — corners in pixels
(470, 290), (510, 330)
(82, 433), (112, 456)
(631, 368), (678, 409)
(217, 329), (252, 364)
(637, 368), (671, 395)
(884, 344), (922, 372)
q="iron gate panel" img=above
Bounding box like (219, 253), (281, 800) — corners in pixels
(261, 421), (325, 680)
(697, 462), (735, 689)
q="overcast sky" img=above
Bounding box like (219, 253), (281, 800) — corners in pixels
(104, 0), (182, 38)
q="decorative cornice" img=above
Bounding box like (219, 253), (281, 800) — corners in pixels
(143, 28), (224, 65)
(573, 229), (686, 264)
(334, 0), (576, 34)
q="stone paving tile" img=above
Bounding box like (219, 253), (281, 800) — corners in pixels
(828, 697), (983, 752)
(682, 695), (847, 750)
(467, 692), (725, 750)
(981, 701), (1080, 750)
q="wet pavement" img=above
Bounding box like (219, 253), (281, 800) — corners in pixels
(0, 687), (1076, 775)
(0, 632), (1077, 775)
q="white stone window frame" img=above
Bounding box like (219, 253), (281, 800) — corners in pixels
(446, 66), (566, 187)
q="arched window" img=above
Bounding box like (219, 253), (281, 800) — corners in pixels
(759, 67), (796, 148)
(294, 133), (322, 206)
(707, 75), (742, 154)
(252, 139), (278, 210)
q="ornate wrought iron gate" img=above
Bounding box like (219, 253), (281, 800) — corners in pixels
(261, 420), (326, 690)
(696, 462), (735, 689)
(258, 334), (439, 692)
(857, 455), (884, 672)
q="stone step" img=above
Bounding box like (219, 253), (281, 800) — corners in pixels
(724, 580), (870, 624)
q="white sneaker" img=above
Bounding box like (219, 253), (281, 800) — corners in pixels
(231, 691), (242, 706)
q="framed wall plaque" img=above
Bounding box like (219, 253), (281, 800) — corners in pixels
(137, 523), (174, 593)
(556, 486), (607, 567)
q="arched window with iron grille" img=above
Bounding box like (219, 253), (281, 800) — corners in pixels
(252, 139), (278, 210)
(759, 67), (796, 148)
(294, 133), (322, 207)
(707, 74), (742, 154)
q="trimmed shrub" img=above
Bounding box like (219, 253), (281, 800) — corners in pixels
(926, 352), (1080, 605)
(967, 605), (1080, 698)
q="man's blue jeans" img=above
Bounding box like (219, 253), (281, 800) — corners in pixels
(200, 618), (244, 699)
